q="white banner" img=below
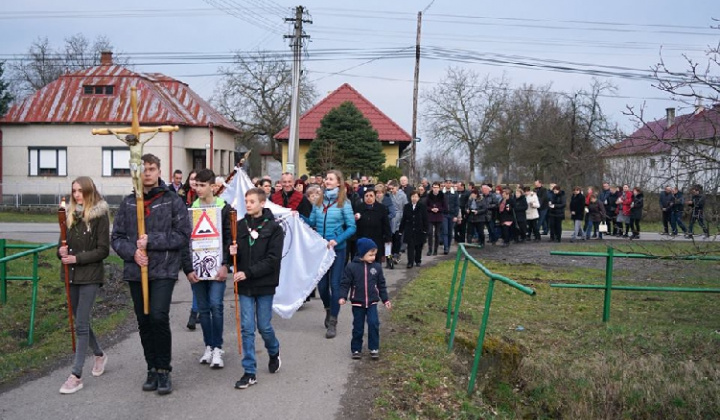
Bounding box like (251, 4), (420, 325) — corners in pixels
(221, 167), (336, 319)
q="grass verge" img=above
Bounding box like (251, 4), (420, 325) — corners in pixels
(373, 247), (720, 419)
(0, 243), (130, 387)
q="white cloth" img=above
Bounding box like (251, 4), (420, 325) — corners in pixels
(221, 167), (336, 319)
(525, 193), (540, 220)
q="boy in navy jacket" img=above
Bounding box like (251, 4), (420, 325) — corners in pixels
(339, 237), (392, 359)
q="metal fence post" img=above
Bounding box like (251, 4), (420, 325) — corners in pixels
(0, 238), (6, 303)
(467, 277), (496, 394)
(446, 248), (464, 329)
(603, 246), (614, 323)
(447, 257), (469, 352)
(28, 252), (40, 345)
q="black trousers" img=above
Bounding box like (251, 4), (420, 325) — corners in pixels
(662, 210), (671, 233)
(427, 221), (442, 252)
(549, 216), (563, 241)
(406, 240), (424, 264)
(466, 221), (485, 245)
(527, 219), (540, 240)
(129, 279), (176, 372)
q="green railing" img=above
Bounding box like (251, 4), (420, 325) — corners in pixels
(446, 243), (536, 395)
(0, 239), (57, 345)
(550, 246), (720, 322)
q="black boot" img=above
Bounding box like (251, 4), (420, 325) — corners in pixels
(324, 309), (331, 328)
(156, 370), (172, 395)
(142, 369), (158, 391)
(326, 317), (337, 339)
(186, 310), (198, 330)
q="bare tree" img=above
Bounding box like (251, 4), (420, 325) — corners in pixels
(9, 34), (128, 99)
(416, 149), (467, 182)
(423, 67), (508, 181)
(212, 50), (317, 161)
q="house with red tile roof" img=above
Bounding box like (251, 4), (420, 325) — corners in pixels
(274, 83), (412, 177)
(0, 51), (240, 203)
(602, 105), (720, 192)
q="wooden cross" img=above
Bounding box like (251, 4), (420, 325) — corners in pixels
(91, 86), (179, 314)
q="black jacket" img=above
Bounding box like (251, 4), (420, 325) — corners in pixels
(235, 208), (284, 297)
(498, 197), (514, 224)
(673, 192), (685, 212)
(57, 200), (110, 285)
(570, 193), (586, 221)
(688, 193), (706, 217)
(659, 191), (674, 211)
(481, 193), (499, 223)
(355, 203), (392, 252)
(111, 184), (192, 282)
(535, 186), (549, 210)
(512, 195), (528, 221)
(339, 256), (389, 308)
(443, 189), (460, 217)
(606, 191), (620, 214)
(399, 202), (429, 244)
(181, 198), (233, 277)
(463, 196), (487, 224)
(630, 193), (644, 220)
(588, 200), (606, 223)
(549, 191), (566, 219)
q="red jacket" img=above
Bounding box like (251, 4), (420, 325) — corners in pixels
(620, 191), (633, 216)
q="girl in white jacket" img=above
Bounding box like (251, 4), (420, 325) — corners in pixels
(524, 187), (541, 241)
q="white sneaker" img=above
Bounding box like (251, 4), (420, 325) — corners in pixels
(210, 347), (225, 369)
(199, 346), (212, 364)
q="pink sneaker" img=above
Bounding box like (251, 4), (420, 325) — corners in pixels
(59, 374), (83, 394)
(91, 354), (108, 377)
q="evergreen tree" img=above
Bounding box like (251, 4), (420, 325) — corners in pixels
(305, 101), (385, 177)
(0, 61), (13, 118)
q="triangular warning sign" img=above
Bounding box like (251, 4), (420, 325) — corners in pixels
(191, 211), (220, 239)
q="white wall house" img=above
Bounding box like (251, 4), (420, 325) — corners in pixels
(603, 105), (720, 193)
(0, 52), (240, 205)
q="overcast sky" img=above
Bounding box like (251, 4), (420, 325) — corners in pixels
(1, 0), (718, 154)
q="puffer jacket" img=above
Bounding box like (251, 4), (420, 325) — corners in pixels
(339, 256), (389, 308)
(389, 190), (408, 233)
(549, 191), (566, 219)
(481, 192), (499, 223)
(57, 200), (110, 285)
(235, 208), (284, 297)
(512, 194), (528, 222)
(525, 193), (540, 220)
(111, 183), (192, 282)
(308, 188), (357, 250)
(630, 193), (644, 220)
(588, 200), (606, 222)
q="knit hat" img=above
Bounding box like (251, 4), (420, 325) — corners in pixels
(356, 237), (378, 258)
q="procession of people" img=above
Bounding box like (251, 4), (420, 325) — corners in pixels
(54, 161), (713, 396)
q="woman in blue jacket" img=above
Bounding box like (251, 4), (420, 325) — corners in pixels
(308, 170), (357, 339)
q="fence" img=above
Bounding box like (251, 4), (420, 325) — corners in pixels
(550, 246), (720, 322)
(445, 243), (536, 395)
(0, 239), (58, 345)
(1, 182), (130, 207)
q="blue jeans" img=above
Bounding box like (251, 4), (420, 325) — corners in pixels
(487, 218), (498, 243)
(671, 211), (687, 234)
(192, 280), (227, 349)
(239, 294), (280, 375)
(319, 247), (347, 317)
(442, 215), (455, 251)
(538, 208), (548, 234)
(351, 305), (379, 352)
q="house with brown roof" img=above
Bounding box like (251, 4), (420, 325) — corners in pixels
(274, 83), (412, 177)
(602, 105), (720, 192)
(0, 51), (240, 204)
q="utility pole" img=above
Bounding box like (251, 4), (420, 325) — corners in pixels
(410, 11), (422, 184)
(284, 6), (312, 177)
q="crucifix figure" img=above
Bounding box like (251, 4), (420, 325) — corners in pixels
(91, 86), (179, 314)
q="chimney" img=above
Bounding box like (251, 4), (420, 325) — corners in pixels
(100, 51), (113, 66)
(694, 98), (704, 115)
(666, 107), (675, 129)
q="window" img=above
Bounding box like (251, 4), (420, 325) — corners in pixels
(649, 158), (656, 168)
(102, 147), (131, 177)
(83, 85), (115, 95)
(28, 148), (67, 176)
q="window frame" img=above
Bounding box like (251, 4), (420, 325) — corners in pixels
(102, 147), (132, 177)
(28, 147), (67, 177)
